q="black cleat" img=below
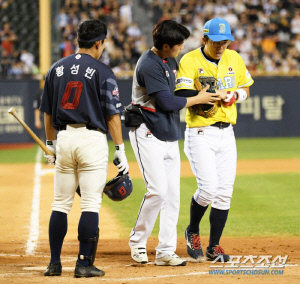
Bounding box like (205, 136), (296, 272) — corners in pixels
(206, 245), (230, 262)
(184, 228), (204, 259)
(44, 261), (62, 276)
(74, 262), (105, 278)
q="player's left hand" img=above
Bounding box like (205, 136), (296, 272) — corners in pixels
(223, 91), (237, 106)
(44, 140), (57, 164)
(114, 144), (129, 174)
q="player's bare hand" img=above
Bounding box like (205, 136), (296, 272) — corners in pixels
(196, 85), (221, 105)
(215, 89), (228, 100)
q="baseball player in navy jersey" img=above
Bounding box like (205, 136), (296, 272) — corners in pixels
(40, 20), (129, 278)
(175, 18), (254, 262)
(128, 20), (223, 266)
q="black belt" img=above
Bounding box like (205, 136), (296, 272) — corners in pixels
(210, 122), (231, 129)
(59, 125), (99, 131)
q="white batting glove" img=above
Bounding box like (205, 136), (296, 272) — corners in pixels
(44, 140), (57, 164)
(114, 143), (129, 174)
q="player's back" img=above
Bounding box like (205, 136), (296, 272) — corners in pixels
(42, 53), (117, 131)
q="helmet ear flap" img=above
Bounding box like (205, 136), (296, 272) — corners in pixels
(103, 173), (133, 201)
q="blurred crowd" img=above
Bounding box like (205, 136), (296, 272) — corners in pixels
(1, 0), (300, 78)
(55, 0), (149, 78)
(0, 21), (39, 78)
(144, 0), (300, 75)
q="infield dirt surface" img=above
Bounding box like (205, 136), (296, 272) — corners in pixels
(0, 159), (299, 283)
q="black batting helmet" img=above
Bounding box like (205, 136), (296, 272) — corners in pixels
(103, 173), (133, 201)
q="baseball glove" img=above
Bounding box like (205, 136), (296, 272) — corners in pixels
(191, 76), (218, 118)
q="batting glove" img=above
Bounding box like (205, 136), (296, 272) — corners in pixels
(44, 140), (56, 164)
(223, 91), (237, 107)
(114, 143), (129, 174)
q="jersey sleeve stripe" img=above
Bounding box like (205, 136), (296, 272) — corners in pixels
(106, 77), (117, 85)
(175, 85), (195, 91)
(238, 78), (254, 88)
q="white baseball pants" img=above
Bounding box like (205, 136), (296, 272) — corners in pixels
(52, 124), (108, 214)
(184, 125), (237, 210)
(129, 123), (181, 258)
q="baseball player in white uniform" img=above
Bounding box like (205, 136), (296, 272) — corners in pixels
(127, 20), (222, 266)
(41, 20), (129, 278)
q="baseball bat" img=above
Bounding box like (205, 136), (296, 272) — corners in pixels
(7, 107), (54, 156)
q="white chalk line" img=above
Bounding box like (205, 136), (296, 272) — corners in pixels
(25, 147), (42, 255)
(0, 272), (37, 277)
(40, 168), (54, 176)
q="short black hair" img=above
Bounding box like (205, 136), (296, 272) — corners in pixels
(152, 20), (190, 50)
(77, 19), (107, 49)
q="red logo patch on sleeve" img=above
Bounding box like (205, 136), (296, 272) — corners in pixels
(112, 86), (119, 98)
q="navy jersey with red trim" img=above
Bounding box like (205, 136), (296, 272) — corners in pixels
(40, 53), (122, 133)
(132, 49), (180, 141)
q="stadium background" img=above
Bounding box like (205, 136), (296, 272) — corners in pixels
(0, 0), (299, 283)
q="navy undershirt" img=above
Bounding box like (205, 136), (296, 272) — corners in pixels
(152, 90), (187, 111)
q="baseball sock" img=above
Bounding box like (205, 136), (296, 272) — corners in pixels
(209, 207), (229, 248)
(49, 210), (68, 264)
(78, 212), (99, 267)
(188, 197), (208, 233)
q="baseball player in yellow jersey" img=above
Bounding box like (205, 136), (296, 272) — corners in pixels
(175, 18), (254, 262)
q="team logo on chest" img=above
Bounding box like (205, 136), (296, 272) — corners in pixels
(198, 68), (204, 74)
(227, 66), (235, 75)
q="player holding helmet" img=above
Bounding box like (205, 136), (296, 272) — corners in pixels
(41, 19), (129, 278)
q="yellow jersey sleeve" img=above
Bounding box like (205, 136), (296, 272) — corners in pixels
(175, 52), (199, 91)
(236, 53), (254, 88)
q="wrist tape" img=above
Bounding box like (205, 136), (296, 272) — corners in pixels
(236, 89), (248, 103)
(115, 143), (125, 151)
(46, 140), (57, 147)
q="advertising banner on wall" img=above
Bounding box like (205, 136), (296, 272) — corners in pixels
(0, 78), (299, 144)
(0, 80), (39, 144)
(178, 77), (300, 138)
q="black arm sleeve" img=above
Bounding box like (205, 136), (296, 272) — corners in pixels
(151, 90), (187, 111)
(175, 89), (199, 98)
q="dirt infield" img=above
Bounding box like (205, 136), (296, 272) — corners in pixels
(0, 160), (299, 283)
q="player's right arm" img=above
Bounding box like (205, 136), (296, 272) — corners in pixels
(152, 85), (219, 111)
(106, 114), (123, 146)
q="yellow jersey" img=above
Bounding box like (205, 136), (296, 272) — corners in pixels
(175, 47), (254, 127)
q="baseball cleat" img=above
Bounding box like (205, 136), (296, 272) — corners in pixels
(44, 261), (62, 276)
(184, 227), (204, 259)
(130, 245), (148, 264)
(74, 262), (105, 278)
(155, 253), (187, 266)
(206, 245), (230, 262)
